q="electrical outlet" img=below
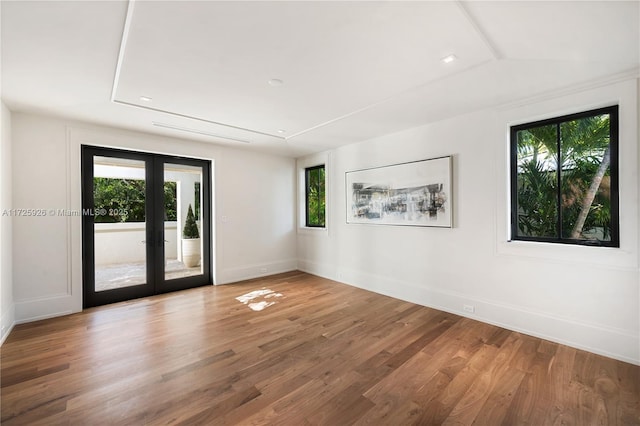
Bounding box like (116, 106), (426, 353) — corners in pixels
(260, 267), (268, 273)
(463, 304), (475, 313)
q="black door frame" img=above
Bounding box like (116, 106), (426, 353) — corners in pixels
(81, 145), (212, 308)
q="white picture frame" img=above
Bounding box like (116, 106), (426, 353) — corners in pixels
(346, 156), (452, 228)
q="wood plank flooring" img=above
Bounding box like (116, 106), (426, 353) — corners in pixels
(1, 271), (639, 425)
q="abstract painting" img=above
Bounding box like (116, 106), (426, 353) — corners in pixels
(346, 156), (452, 227)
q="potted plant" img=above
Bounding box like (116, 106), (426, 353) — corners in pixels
(181, 204), (201, 267)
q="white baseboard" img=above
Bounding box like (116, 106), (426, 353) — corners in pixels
(217, 258), (298, 285)
(12, 259), (298, 322)
(1, 302), (15, 345)
(14, 294), (77, 324)
(298, 259), (640, 366)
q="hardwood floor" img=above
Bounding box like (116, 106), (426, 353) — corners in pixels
(1, 271), (639, 425)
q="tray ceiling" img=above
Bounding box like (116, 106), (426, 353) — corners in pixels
(2, 1), (638, 157)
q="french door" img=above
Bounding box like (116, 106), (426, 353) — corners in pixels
(81, 146), (211, 308)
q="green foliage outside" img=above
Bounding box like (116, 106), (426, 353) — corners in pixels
(516, 113), (612, 241)
(306, 166), (325, 227)
(163, 182), (177, 221)
(93, 178), (177, 223)
(182, 204), (200, 239)
(194, 182), (201, 220)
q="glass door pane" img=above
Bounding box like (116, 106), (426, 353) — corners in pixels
(93, 156), (148, 292)
(164, 163), (203, 281)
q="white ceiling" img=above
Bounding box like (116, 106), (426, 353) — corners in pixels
(2, 1), (638, 157)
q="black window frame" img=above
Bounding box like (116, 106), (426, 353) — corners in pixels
(510, 105), (619, 247)
(305, 164), (326, 228)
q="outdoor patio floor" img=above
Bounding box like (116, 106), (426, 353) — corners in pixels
(95, 259), (201, 292)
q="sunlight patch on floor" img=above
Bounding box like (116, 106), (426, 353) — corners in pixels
(236, 288), (284, 311)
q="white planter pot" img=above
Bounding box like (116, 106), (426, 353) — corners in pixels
(181, 238), (201, 267)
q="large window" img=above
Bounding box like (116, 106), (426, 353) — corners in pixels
(510, 106), (618, 247)
(305, 165), (326, 227)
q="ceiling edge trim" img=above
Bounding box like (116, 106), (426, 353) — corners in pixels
(110, 0), (136, 102)
(152, 122), (251, 143)
(112, 99), (285, 140)
(456, 1), (501, 60)
(495, 66), (640, 111)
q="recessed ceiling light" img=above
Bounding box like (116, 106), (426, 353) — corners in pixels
(268, 79), (284, 87)
(277, 129), (286, 134)
(139, 96), (153, 102)
(441, 54), (457, 64)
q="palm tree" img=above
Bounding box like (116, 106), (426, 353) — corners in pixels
(560, 116), (611, 239)
(515, 112), (612, 240)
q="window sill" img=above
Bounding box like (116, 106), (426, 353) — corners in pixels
(298, 226), (328, 235)
(496, 238), (636, 270)
(508, 238), (619, 249)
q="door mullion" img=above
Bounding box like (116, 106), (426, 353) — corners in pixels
(151, 157), (165, 293)
(145, 156), (158, 295)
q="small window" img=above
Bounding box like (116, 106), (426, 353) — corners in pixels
(510, 106), (619, 247)
(305, 165), (325, 227)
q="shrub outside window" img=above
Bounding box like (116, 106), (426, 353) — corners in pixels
(305, 165), (326, 228)
(510, 106), (619, 247)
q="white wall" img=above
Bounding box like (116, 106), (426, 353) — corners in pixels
(1, 102), (15, 343)
(94, 222), (178, 265)
(11, 113), (297, 322)
(297, 78), (640, 365)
